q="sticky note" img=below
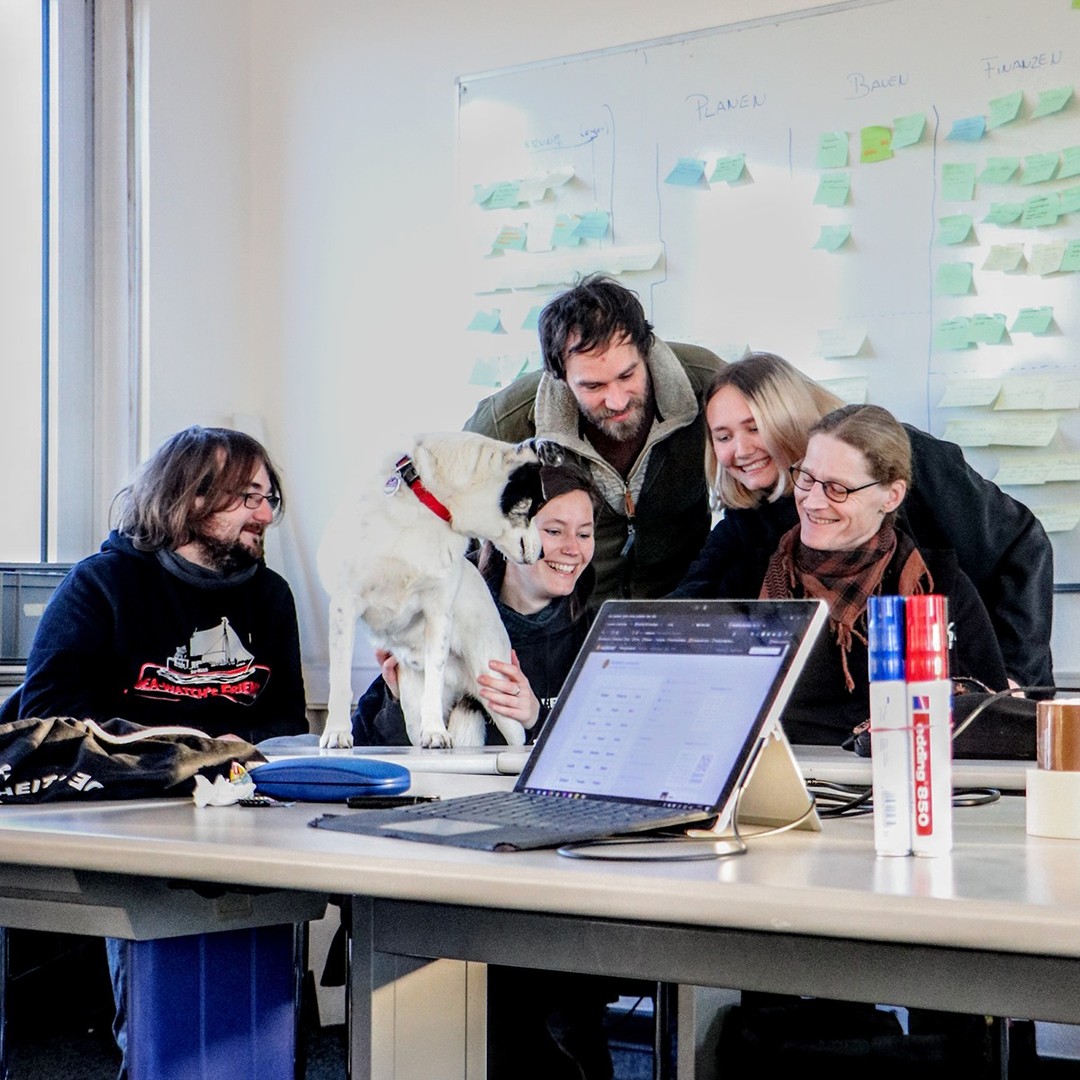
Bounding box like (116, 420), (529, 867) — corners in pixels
(1031, 86), (1074, 119)
(817, 131), (848, 169)
(492, 225), (527, 252)
(937, 214), (973, 244)
(1021, 192), (1061, 227)
(994, 376), (1080, 411)
(982, 244), (1024, 271)
(1020, 152), (1060, 185)
(1060, 146), (1080, 179)
(1011, 307), (1054, 334)
(485, 181), (523, 210)
(942, 163), (977, 201)
(574, 211), (610, 240)
(467, 310), (506, 333)
(947, 115), (986, 142)
(1061, 186), (1080, 214)
(813, 173), (851, 207)
(935, 262), (973, 296)
(1062, 240), (1080, 273)
(818, 376), (869, 404)
(979, 157), (1020, 184)
(521, 306), (543, 331)
(860, 125), (893, 163)
(816, 325), (866, 357)
(812, 224), (852, 251)
(933, 317), (973, 350)
(469, 354), (528, 387)
(944, 415), (1057, 448)
(983, 203), (1024, 226)
(709, 154), (746, 184)
(987, 90), (1023, 129)
(1028, 241), (1066, 276)
(551, 214), (582, 247)
(994, 458), (1052, 486)
(937, 378), (1002, 408)
(1031, 506), (1080, 534)
(892, 112), (926, 149)
(664, 158), (706, 186)
(969, 313), (1008, 344)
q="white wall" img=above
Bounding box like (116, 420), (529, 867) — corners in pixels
(140, 0), (1079, 702)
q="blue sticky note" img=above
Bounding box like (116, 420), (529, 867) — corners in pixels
(664, 157), (707, 186)
(812, 224), (852, 251)
(466, 310), (506, 334)
(934, 317), (973, 351)
(947, 115), (987, 142)
(521, 306), (543, 331)
(575, 211), (610, 240)
(551, 214), (582, 247)
(817, 131), (848, 169)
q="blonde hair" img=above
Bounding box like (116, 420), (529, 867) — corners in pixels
(704, 352), (843, 510)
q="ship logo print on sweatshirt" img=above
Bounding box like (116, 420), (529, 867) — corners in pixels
(131, 617), (270, 704)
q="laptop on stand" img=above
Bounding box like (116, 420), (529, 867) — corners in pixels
(314, 598), (827, 852)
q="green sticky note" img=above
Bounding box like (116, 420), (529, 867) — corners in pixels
(860, 125), (893, 163)
(551, 214), (582, 247)
(984, 202), (1024, 225)
(466, 309), (505, 333)
(521, 306), (543, 331)
(1021, 152), (1060, 185)
(1061, 146), (1080, 180)
(983, 244), (1025, 271)
(1032, 86), (1074, 119)
(1062, 240), (1080, 273)
(937, 214), (973, 244)
(942, 162), (977, 201)
(709, 154), (746, 184)
(935, 262), (973, 296)
(574, 211), (610, 240)
(485, 181), (522, 210)
(987, 90), (1023, 129)
(1060, 186), (1080, 214)
(979, 157), (1020, 184)
(892, 112), (926, 149)
(664, 157), (706, 186)
(491, 225), (527, 252)
(947, 115), (986, 141)
(934, 317), (973, 350)
(817, 131), (848, 169)
(1011, 307), (1054, 334)
(812, 224), (852, 251)
(970, 313), (1008, 344)
(1021, 192), (1061, 227)
(813, 173), (851, 207)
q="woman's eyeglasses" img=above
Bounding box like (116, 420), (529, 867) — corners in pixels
(789, 466), (877, 504)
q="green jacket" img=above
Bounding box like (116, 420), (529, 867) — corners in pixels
(464, 339), (725, 603)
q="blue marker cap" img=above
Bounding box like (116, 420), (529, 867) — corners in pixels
(867, 595), (905, 681)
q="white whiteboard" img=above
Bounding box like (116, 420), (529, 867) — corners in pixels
(456, 0), (1080, 582)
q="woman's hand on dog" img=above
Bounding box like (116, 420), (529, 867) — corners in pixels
(478, 651), (540, 731)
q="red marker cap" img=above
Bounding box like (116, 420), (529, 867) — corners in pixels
(905, 594), (949, 681)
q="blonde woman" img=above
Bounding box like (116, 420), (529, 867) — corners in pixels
(672, 352), (1052, 690)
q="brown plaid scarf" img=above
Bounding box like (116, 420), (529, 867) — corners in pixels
(760, 522), (933, 691)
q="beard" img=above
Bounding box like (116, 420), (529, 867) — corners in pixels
(580, 386), (654, 443)
(196, 532), (263, 574)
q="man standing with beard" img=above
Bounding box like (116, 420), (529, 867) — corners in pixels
(10, 425), (307, 744)
(465, 274), (725, 602)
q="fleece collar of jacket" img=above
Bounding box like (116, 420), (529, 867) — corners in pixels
(532, 338), (699, 502)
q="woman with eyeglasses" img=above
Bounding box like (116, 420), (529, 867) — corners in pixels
(671, 351), (1053, 695)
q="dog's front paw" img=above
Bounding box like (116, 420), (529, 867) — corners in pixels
(319, 727), (355, 749)
(419, 728), (453, 749)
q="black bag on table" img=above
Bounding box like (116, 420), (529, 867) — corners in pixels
(0, 716), (266, 803)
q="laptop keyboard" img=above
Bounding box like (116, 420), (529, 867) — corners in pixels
(402, 790), (683, 830)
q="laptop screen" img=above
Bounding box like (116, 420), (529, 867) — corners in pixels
(518, 598), (826, 811)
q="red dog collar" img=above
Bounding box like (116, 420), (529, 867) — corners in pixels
(394, 455), (453, 523)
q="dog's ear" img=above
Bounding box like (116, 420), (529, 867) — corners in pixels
(515, 438), (564, 468)
(501, 462), (546, 522)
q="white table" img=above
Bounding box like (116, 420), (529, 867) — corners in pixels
(0, 780), (1076, 1079)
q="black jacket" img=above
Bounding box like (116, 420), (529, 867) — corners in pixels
(674, 424), (1054, 687)
(10, 531), (308, 744)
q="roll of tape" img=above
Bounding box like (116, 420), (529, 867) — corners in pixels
(1026, 768), (1080, 839)
(1036, 699), (1080, 771)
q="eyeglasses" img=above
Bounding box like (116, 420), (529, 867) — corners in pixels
(789, 466), (878, 504)
(238, 491), (282, 512)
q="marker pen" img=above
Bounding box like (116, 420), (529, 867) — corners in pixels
(867, 595), (911, 856)
(906, 594), (953, 856)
